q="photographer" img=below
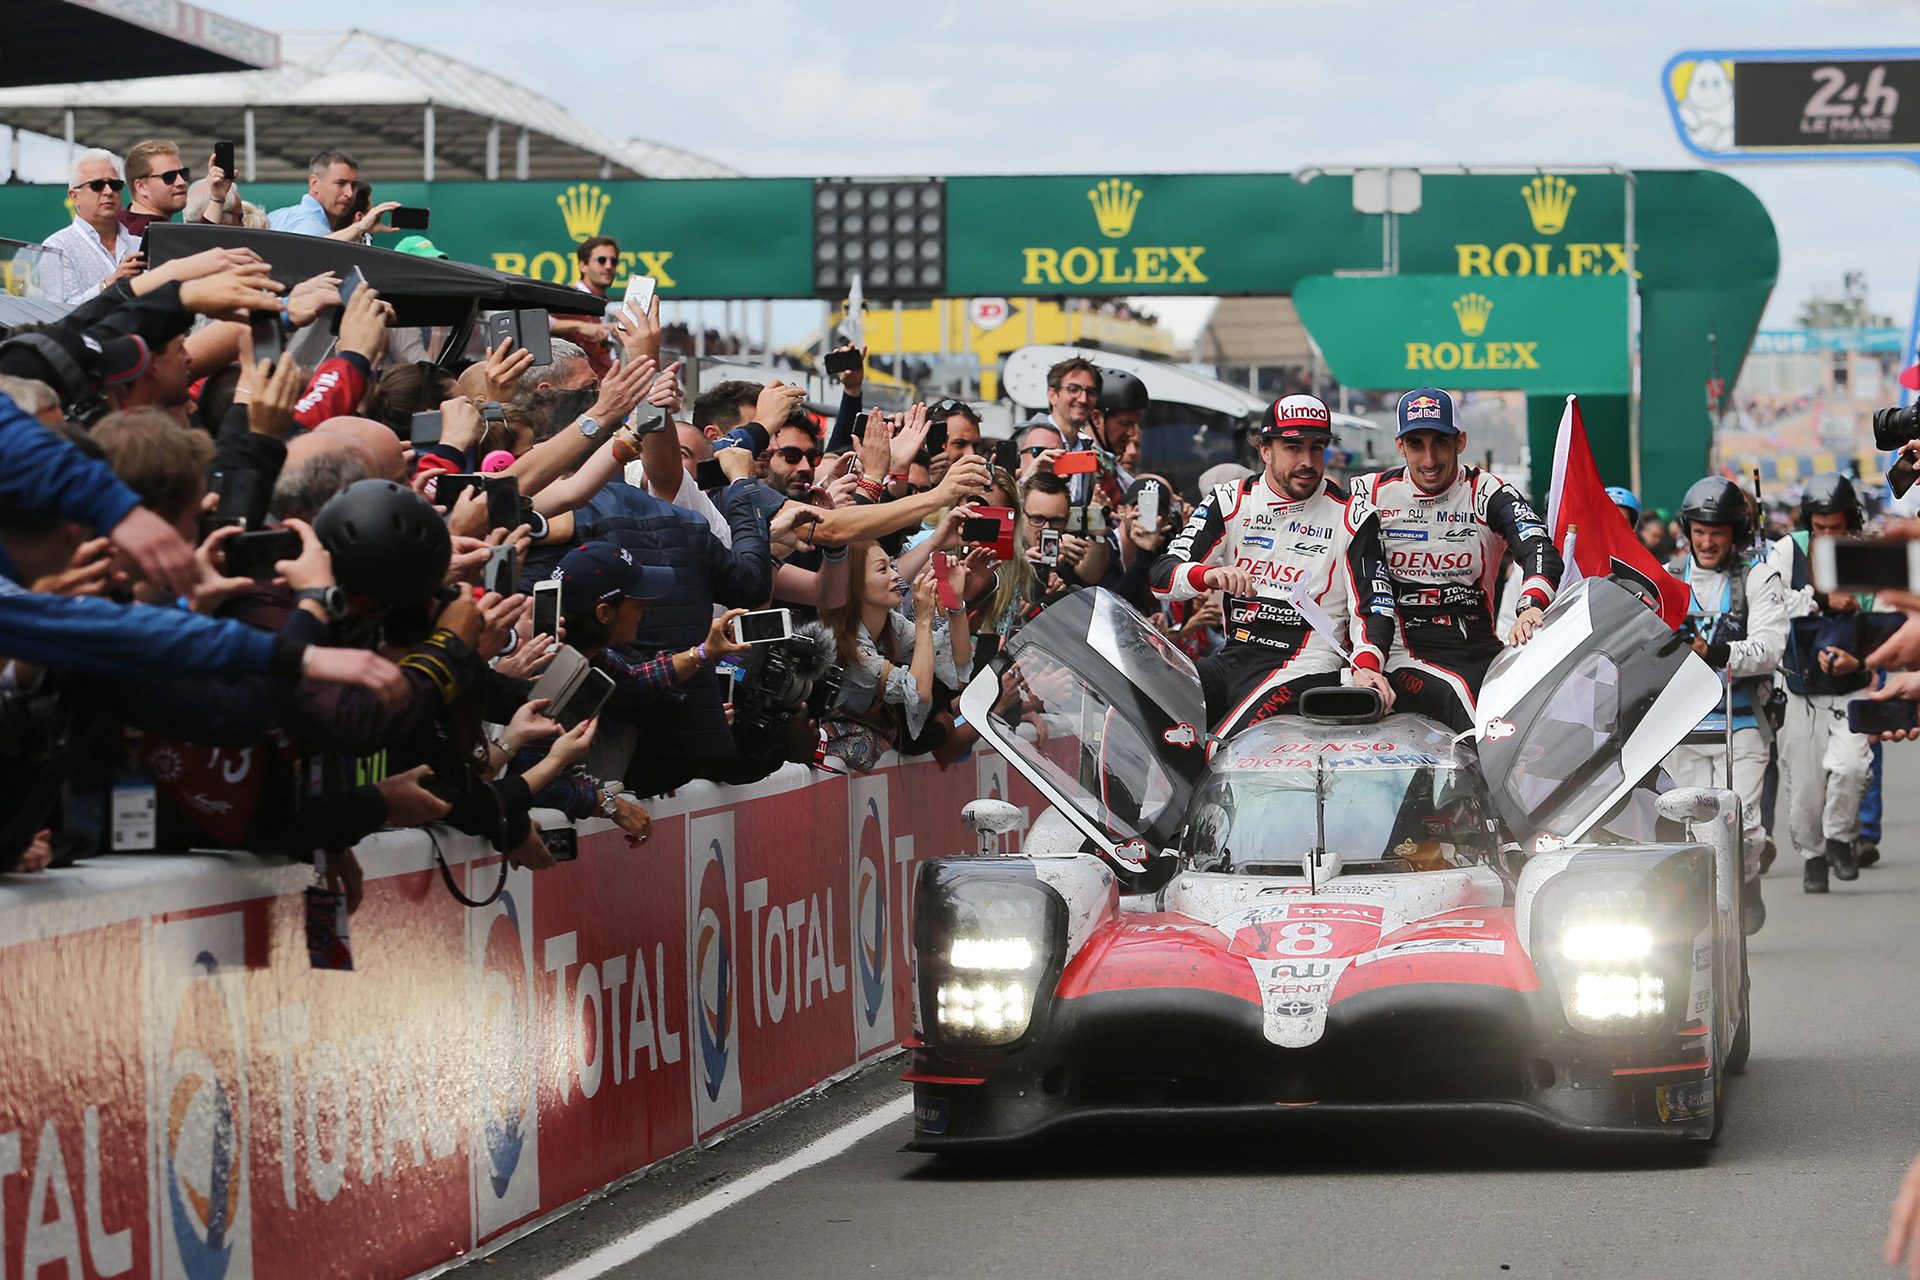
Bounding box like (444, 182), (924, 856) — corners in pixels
(1660, 476), (1787, 930)
(1766, 474), (1878, 893)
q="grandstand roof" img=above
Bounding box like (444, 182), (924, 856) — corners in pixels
(0, 28), (738, 182)
(3, 0), (278, 88)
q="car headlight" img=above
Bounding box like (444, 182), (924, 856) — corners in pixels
(1534, 866), (1696, 1037)
(915, 862), (1064, 1050)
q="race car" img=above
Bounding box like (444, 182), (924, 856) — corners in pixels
(907, 579), (1750, 1148)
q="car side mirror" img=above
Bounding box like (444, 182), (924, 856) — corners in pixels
(961, 799), (1023, 857)
(1655, 788), (1722, 824)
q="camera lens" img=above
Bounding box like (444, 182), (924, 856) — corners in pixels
(1874, 404), (1920, 451)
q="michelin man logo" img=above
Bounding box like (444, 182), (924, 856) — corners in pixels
(1673, 59), (1736, 152)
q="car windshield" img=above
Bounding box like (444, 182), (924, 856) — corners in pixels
(1179, 754), (1496, 874)
(986, 644), (1178, 842)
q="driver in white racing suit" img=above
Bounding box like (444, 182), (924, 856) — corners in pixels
(1151, 394), (1397, 736)
(1350, 387), (1563, 731)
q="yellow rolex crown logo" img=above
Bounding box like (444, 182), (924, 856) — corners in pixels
(1520, 175), (1576, 236)
(1453, 292), (1493, 337)
(1087, 179), (1144, 239)
(557, 183), (612, 243)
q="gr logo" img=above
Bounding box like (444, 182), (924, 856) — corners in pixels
(686, 812), (743, 1136)
(849, 774), (898, 1057)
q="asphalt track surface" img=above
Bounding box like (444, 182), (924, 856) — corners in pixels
(462, 749), (1920, 1280)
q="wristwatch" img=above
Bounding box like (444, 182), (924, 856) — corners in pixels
(576, 415), (602, 440)
(296, 585), (348, 622)
(597, 789), (621, 819)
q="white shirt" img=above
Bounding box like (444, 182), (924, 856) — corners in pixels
(625, 460), (730, 544)
(44, 216), (138, 305)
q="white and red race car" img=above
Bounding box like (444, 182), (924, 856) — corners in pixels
(908, 579), (1750, 1148)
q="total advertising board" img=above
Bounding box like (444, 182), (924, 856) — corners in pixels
(0, 751), (1040, 1280)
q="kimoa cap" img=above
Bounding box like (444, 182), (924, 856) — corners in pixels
(1396, 387), (1462, 436)
(555, 541), (673, 613)
(1260, 392), (1333, 439)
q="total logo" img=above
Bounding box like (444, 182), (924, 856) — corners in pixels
(687, 812), (744, 1132)
(694, 844), (734, 1104)
(479, 894), (533, 1199)
(164, 952), (244, 1280)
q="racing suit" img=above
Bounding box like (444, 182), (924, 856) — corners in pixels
(1150, 474), (1395, 735)
(1659, 550), (1788, 881)
(1349, 465), (1561, 731)
(1767, 532), (1872, 863)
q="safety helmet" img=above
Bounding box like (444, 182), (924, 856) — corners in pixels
(1677, 476), (1751, 543)
(314, 478), (452, 607)
(1096, 367), (1149, 414)
(1605, 485), (1641, 525)
(1798, 471), (1864, 532)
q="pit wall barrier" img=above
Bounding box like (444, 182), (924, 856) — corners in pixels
(0, 748), (1045, 1280)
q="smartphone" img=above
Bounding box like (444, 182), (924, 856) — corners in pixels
(1067, 507), (1107, 536)
(540, 827), (579, 862)
(623, 275), (656, 317)
(515, 309), (554, 366)
(960, 515), (1003, 544)
(630, 401), (668, 434)
(926, 418), (949, 454)
(731, 607), (793, 646)
(1848, 697), (1919, 736)
(968, 505), (1017, 559)
(1038, 528), (1062, 566)
(224, 527), (303, 580)
(410, 410), (443, 447)
(935, 553), (961, 611)
(532, 579), (561, 638)
(213, 468), (264, 531)
(388, 206), (431, 231)
(1138, 482), (1161, 529)
(213, 139), (235, 180)
(485, 311), (516, 355)
(823, 348), (862, 376)
(250, 310), (284, 365)
(484, 544), (519, 596)
(555, 667), (615, 730)
(1053, 451), (1098, 476)
(1811, 537), (1920, 594)
(695, 458), (727, 490)
(717, 667), (736, 705)
(485, 475), (521, 531)
(337, 265), (367, 308)
(992, 438), (1019, 475)
(434, 472), (485, 511)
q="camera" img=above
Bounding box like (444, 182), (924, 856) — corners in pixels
(729, 623), (843, 736)
(1874, 403), (1920, 451)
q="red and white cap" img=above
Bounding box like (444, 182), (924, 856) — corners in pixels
(1260, 392), (1333, 440)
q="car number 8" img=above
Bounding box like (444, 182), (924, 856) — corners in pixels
(1279, 922), (1333, 955)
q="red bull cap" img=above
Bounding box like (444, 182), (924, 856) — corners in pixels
(1396, 387), (1461, 436)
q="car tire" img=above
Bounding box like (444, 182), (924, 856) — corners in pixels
(1724, 932), (1751, 1076)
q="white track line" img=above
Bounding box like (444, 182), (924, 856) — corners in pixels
(545, 1093), (913, 1280)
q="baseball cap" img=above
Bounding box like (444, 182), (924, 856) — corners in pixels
(1396, 387), (1461, 436)
(1259, 393), (1333, 439)
(0, 328), (151, 409)
(555, 542), (673, 614)
(393, 235), (448, 259)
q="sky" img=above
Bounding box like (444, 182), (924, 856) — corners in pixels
(21, 0), (1920, 332)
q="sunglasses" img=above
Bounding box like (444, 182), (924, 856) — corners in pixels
(77, 178), (125, 193)
(1020, 444), (1056, 457)
(137, 168), (190, 186)
(772, 446), (823, 465)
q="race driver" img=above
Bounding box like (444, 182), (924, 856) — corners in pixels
(1350, 387), (1563, 731)
(1151, 393), (1397, 735)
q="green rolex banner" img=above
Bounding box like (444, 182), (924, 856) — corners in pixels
(1291, 273), (1630, 395)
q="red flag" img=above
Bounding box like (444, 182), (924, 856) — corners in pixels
(1546, 395), (1689, 628)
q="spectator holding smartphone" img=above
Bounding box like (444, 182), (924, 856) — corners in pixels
(46, 149), (141, 304)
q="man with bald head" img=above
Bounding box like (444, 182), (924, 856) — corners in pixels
(271, 431), (374, 521)
(315, 415), (411, 482)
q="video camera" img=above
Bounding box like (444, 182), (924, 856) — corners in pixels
(728, 621), (844, 736)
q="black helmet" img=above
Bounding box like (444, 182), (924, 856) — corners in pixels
(1677, 476), (1751, 542)
(1799, 472), (1864, 532)
(314, 478), (452, 607)
(1096, 367), (1149, 414)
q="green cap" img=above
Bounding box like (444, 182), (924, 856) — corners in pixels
(394, 234), (447, 259)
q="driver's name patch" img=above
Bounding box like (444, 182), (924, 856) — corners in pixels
(1352, 938), (1507, 966)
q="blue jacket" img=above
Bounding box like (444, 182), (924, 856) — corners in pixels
(0, 392), (142, 575)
